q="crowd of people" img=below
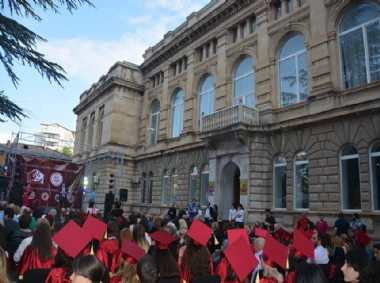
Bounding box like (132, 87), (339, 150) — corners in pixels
(0, 199), (379, 283)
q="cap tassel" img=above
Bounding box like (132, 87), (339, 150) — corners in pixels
(214, 233), (219, 246)
(286, 257), (289, 270)
(90, 242), (94, 255)
(104, 230), (108, 239)
(255, 271), (260, 283)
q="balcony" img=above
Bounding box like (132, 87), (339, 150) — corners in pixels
(201, 103), (259, 132)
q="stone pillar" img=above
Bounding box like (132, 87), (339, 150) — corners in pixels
(202, 45), (207, 60)
(210, 40), (214, 56)
(281, 0), (287, 16)
(236, 25), (241, 41)
(293, 0), (298, 10)
(182, 50), (196, 133)
(176, 61), (179, 76)
(159, 66), (170, 140)
(215, 31), (228, 110)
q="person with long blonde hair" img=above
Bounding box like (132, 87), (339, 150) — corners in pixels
(0, 247), (11, 283)
(109, 239), (145, 283)
(133, 224), (150, 252)
(110, 228), (133, 274)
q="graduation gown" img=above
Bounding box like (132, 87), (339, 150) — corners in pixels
(181, 253), (213, 283)
(260, 277), (280, 283)
(82, 246), (109, 268)
(100, 238), (119, 254)
(110, 249), (122, 273)
(215, 257), (228, 282)
(45, 267), (71, 283)
(283, 271), (295, 283)
(17, 245), (57, 276)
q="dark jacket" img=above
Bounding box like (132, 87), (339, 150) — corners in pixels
(168, 207), (177, 220)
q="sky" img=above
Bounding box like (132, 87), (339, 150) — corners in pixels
(0, 0), (210, 144)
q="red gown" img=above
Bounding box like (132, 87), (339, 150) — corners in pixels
(110, 249), (122, 273)
(100, 238), (119, 254)
(45, 267), (71, 283)
(82, 246), (109, 268)
(108, 275), (122, 283)
(22, 187), (32, 207)
(283, 271), (295, 283)
(260, 277), (279, 283)
(181, 252), (213, 283)
(215, 257), (228, 282)
(17, 245), (57, 276)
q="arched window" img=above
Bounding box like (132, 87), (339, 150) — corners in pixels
(370, 142), (380, 210)
(148, 172), (153, 204)
(339, 3), (380, 89)
(150, 101), (160, 145)
(81, 118), (87, 152)
(199, 76), (215, 130)
(201, 165), (209, 206)
(98, 108), (104, 146)
(172, 90), (184, 138)
(190, 166), (198, 202)
(294, 151), (309, 209)
(233, 58), (255, 107)
(141, 173), (147, 203)
(171, 169), (178, 204)
(162, 170), (169, 205)
(341, 145), (361, 210)
(274, 156), (287, 209)
(279, 35), (308, 107)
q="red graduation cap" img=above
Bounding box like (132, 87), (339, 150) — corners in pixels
(82, 215), (107, 241)
(355, 230), (371, 246)
(224, 235), (258, 282)
(52, 220), (92, 258)
(227, 228), (250, 245)
(255, 228), (268, 238)
(150, 230), (177, 250)
(297, 228), (309, 239)
(120, 239), (146, 265)
(262, 234), (288, 269)
(292, 229), (314, 261)
(187, 218), (213, 246)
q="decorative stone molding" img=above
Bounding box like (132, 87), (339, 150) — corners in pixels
(226, 47), (257, 77)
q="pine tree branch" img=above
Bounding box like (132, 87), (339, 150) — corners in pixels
(0, 12), (68, 86)
(0, 90), (28, 123)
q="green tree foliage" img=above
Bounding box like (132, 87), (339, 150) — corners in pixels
(0, 0), (94, 123)
(54, 146), (73, 157)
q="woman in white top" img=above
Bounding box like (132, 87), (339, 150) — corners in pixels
(235, 204), (244, 225)
(229, 203), (237, 221)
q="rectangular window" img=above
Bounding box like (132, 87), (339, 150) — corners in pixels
(172, 64), (177, 77)
(274, 163), (287, 209)
(183, 57), (188, 70)
(178, 61), (182, 73)
(299, 0), (307, 7)
(242, 22), (248, 38)
(199, 48), (203, 62)
(162, 173), (169, 205)
(206, 43), (211, 58)
(148, 177), (153, 204)
(201, 166), (209, 206)
(274, 1), (282, 20)
(295, 162), (309, 209)
(341, 157), (361, 210)
(287, 0), (293, 14)
(213, 39), (218, 54)
(251, 16), (257, 33)
(232, 27), (238, 43)
(141, 177), (146, 203)
(152, 77), (156, 88)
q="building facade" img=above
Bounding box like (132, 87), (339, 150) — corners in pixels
(73, 0), (380, 235)
(34, 123), (75, 150)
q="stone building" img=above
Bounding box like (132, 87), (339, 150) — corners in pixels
(73, 0), (380, 235)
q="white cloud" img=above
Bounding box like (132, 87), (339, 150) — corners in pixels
(36, 1), (208, 86)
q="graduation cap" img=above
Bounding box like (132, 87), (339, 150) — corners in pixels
(52, 220), (92, 258)
(297, 228), (309, 239)
(292, 229), (314, 261)
(120, 239), (145, 265)
(254, 228), (268, 238)
(187, 218), (213, 246)
(355, 230), (371, 246)
(224, 235), (259, 282)
(262, 234), (288, 269)
(150, 230), (177, 250)
(227, 228), (250, 245)
(82, 215), (107, 241)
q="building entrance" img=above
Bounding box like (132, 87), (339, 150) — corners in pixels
(221, 162), (240, 220)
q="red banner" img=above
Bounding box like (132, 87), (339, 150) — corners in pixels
(14, 155), (84, 210)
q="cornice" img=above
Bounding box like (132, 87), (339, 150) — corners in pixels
(140, 0), (257, 74)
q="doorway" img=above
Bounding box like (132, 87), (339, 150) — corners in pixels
(220, 162), (240, 220)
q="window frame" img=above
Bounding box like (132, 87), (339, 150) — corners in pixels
(201, 164), (209, 207)
(150, 101), (160, 145)
(189, 166), (198, 203)
(199, 76), (215, 130)
(97, 108), (104, 147)
(233, 57), (255, 107)
(338, 4), (380, 90)
(148, 171), (153, 204)
(370, 141), (380, 211)
(294, 151), (309, 210)
(340, 145), (362, 211)
(88, 112), (95, 149)
(171, 169), (178, 204)
(141, 173), (147, 204)
(274, 155), (287, 210)
(162, 170), (169, 206)
(171, 89), (184, 138)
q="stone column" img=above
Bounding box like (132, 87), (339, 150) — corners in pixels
(176, 61), (179, 76)
(293, 0), (298, 11)
(159, 66), (170, 140)
(202, 45), (207, 60)
(236, 25), (241, 41)
(215, 31), (228, 110)
(210, 40), (214, 56)
(281, 0), (287, 16)
(182, 50), (196, 133)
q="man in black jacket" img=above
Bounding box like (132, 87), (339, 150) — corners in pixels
(167, 203), (176, 221)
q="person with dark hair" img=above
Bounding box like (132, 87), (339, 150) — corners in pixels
(341, 250), (378, 283)
(308, 233), (328, 264)
(316, 214), (328, 235)
(263, 209), (275, 230)
(229, 203), (236, 222)
(58, 183), (68, 209)
(349, 213), (363, 238)
(29, 206), (44, 231)
(16, 223), (57, 277)
(4, 207), (19, 249)
(100, 220), (119, 255)
(212, 204), (218, 221)
(10, 213), (32, 254)
(137, 254), (158, 283)
(296, 212), (310, 231)
(70, 255), (105, 283)
(294, 264), (327, 283)
(111, 202), (124, 218)
(235, 204), (244, 226)
(150, 230), (181, 283)
(167, 203), (177, 221)
(332, 212), (350, 236)
(89, 188), (96, 208)
(305, 222), (316, 239)
(373, 243), (380, 262)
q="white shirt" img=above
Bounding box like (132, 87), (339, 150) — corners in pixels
(250, 250), (263, 283)
(198, 209), (202, 216)
(307, 245), (329, 264)
(14, 237), (58, 262)
(229, 209), (236, 221)
(205, 207), (211, 218)
(235, 209), (244, 222)
(87, 208), (99, 214)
